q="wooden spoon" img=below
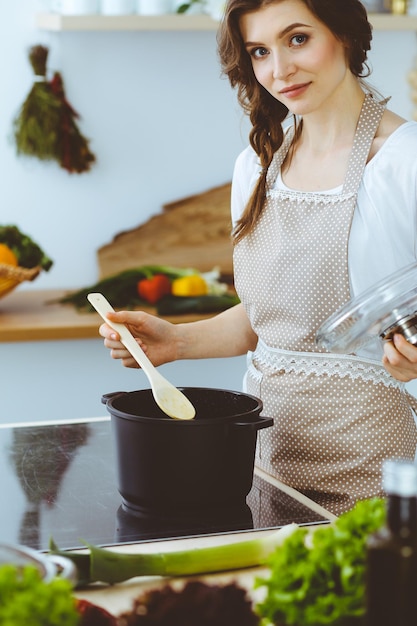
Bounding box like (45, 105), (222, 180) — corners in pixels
(87, 293), (196, 420)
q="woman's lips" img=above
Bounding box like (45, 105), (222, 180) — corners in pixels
(279, 83), (310, 98)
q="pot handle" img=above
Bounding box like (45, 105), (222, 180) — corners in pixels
(101, 391), (127, 405)
(231, 415), (273, 431)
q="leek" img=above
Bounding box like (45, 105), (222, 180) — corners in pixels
(49, 524), (297, 587)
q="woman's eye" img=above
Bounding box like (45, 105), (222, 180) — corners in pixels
(290, 33), (308, 46)
(250, 47), (269, 59)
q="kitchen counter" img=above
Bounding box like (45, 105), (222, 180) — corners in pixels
(0, 288), (216, 342)
(0, 415), (336, 617)
(74, 478), (336, 617)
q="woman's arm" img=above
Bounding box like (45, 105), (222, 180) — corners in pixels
(99, 303), (258, 369)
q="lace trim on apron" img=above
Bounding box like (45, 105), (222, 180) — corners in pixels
(251, 339), (404, 390)
(266, 189), (356, 206)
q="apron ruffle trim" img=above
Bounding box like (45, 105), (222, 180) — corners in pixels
(251, 339), (404, 390)
(266, 189), (356, 205)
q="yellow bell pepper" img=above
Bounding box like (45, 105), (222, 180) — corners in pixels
(171, 274), (208, 297)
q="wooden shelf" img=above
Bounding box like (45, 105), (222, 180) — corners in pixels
(35, 12), (417, 31)
(35, 13), (220, 31)
(0, 289), (216, 342)
(369, 13), (417, 29)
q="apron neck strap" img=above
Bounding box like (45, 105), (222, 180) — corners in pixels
(266, 124), (294, 191)
(342, 93), (386, 195)
(265, 93), (386, 195)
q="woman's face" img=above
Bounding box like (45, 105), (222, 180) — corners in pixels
(239, 0), (351, 116)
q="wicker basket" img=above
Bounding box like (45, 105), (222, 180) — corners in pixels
(0, 263), (41, 298)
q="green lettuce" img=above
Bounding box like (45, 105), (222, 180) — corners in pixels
(0, 225), (53, 271)
(0, 564), (79, 626)
(255, 498), (386, 626)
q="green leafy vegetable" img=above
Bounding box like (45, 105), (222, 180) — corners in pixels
(0, 225), (53, 271)
(255, 498), (386, 626)
(55, 264), (239, 314)
(0, 563), (79, 626)
(176, 0), (204, 13)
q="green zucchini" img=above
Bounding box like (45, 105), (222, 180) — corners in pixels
(156, 294), (240, 316)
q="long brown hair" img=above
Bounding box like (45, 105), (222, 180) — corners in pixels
(217, 0), (373, 243)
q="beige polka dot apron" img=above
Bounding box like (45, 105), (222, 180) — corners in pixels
(234, 95), (417, 516)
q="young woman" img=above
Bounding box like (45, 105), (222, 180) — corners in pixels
(99, 0), (417, 514)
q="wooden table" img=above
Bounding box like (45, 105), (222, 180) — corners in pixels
(0, 289), (214, 343)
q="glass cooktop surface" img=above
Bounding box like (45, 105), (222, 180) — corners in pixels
(0, 419), (328, 551)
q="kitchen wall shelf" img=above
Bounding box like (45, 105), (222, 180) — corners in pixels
(0, 289), (215, 342)
(35, 13), (220, 31)
(35, 12), (417, 31)
(370, 13), (417, 29)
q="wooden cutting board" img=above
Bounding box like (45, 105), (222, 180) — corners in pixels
(97, 183), (234, 279)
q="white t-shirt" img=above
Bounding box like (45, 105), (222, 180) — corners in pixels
(231, 121), (417, 359)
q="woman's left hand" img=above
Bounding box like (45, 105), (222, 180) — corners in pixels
(382, 333), (417, 381)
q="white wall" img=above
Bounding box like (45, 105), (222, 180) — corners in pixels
(1, 1), (250, 290)
(0, 4), (416, 424)
(1, 338), (247, 424)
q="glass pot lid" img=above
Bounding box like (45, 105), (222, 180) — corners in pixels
(315, 262), (417, 354)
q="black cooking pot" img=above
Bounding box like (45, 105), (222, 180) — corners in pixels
(102, 387), (273, 514)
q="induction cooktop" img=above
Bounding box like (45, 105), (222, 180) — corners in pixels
(0, 419), (329, 551)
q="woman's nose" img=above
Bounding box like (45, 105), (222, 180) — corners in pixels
(272, 51), (295, 80)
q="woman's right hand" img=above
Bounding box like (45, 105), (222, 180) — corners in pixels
(98, 303), (256, 369)
(99, 310), (179, 369)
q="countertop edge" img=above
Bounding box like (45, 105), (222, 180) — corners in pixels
(0, 288), (216, 342)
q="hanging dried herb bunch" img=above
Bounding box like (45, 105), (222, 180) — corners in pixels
(13, 44), (96, 174)
(49, 71), (96, 173)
